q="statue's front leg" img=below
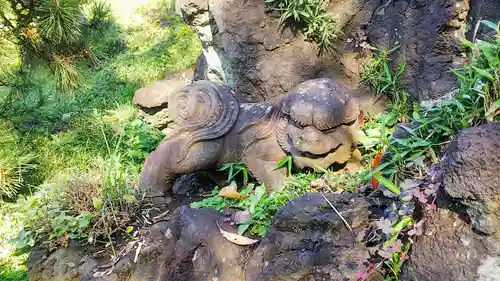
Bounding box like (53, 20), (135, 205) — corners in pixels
(244, 138), (289, 191)
(139, 135), (223, 197)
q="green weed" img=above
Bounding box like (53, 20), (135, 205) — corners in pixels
(219, 161), (250, 185)
(265, 0), (339, 54)
(355, 20), (500, 281)
(0, 267), (27, 281)
(0, 121), (37, 198)
(453, 20), (500, 122)
(10, 131), (139, 253)
(360, 45), (410, 125)
(191, 168), (318, 237)
(276, 155), (293, 176)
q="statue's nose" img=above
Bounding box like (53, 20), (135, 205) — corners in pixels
(299, 127), (322, 143)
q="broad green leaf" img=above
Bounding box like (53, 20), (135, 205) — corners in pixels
(409, 140), (431, 148)
(408, 150), (426, 161)
(397, 124), (416, 136)
(219, 164), (231, 171)
(364, 161), (394, 179)
(384, 63), (392, 81)
(249, 184), (267, 213)
(460, 39), (475, 48)
(372, 173), (400, 195)
(480, 20), (499, 31)
(396, 58), (406, 76)
(472, 66), (494, 81)
(77, 212), (92, 229)
(237, 223), (251, 235)
(384, 217), (413, 247)
(240, 183), (255, 195)
(477, 41), (497, 66)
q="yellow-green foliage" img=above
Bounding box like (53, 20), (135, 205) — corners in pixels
(0, 121), (37, 198)
(0, 0), (201, 275)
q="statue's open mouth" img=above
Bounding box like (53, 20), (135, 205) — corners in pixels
(298, 144), (341, 159)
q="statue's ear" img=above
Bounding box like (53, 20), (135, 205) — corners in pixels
(344, 98), (361, 124)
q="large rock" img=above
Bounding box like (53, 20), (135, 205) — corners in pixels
(181, 0), (345, 102)
(132, 69), (193, 109)
(180, 0), (500, 103)
(443, 122), (500, 235)
(179, 0), (476, 103)
(27, 193), (385, 281)
(401, 124), (500, 281)
(132, 68), (194, 129)
(28, 207), (249, 281)
(400, 191), (500, 281)
(28, 241), (98, 281)
(127, 207), (249, 281)
(366, 0), (469, 101)
(246, 193), (380, 281)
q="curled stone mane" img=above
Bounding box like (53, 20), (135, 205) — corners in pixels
(167, 80), (240, 161)
(238, 98), (287, 152)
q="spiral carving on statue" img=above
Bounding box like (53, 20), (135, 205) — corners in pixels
(166, 80), (240, 161)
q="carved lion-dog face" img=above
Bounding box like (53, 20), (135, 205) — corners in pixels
(277, 78), (361, 170)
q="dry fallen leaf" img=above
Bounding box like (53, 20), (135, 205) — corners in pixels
(219, 182), (248, 199)
(216, 222), (259, 245)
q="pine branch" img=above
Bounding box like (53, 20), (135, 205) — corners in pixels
(0, 10), (16, 30)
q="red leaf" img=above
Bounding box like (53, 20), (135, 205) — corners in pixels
(357, 110), (365, 126)
(370, 151), (384, 189)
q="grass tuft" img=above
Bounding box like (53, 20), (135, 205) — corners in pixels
(266, 0), (340, 54)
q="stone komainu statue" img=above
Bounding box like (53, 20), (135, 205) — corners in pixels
(139, 78), (361, 196)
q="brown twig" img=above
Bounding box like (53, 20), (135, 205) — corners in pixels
(320, 193), (353, 232)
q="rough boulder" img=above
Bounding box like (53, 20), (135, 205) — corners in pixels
(401, 123), (500, 281)
(27, 193), (382, 281)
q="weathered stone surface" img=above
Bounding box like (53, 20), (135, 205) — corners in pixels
(366, 0), (469, 101)
(181, 0), (347, 102)
(28, 241), (97, 281)
(401, 124), (500, 280)
(130, 207), (249, 281)
(132, 69), (193, 109)
(400, 191), (500, 281)
(28, 207), (250, 281)
(28, 193), (386, 281)
(245, 193), (376, 281)
(443, 122), (500, 235)
(180, 0), (478, 102)
(139, 78), (361, 197)
(132, 68), (193, 129)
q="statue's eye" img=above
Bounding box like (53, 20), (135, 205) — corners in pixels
(344, 119), (357, 127)
(320, 127), (336, 134)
